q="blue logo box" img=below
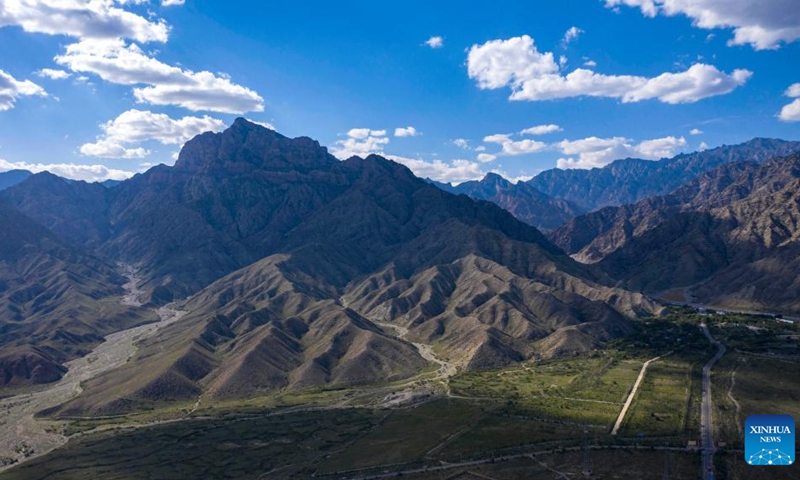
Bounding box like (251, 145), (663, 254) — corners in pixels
(745, 414), (795, 466)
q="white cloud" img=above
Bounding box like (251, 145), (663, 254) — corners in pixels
(332, 128), (390, 159)
(387, 155), (484, 184)
(475, 145), (486, 152)
(786, 83), (800, 98)
(394, 126), (420, 137)
(98, 109), (225, 144)
(331, 131), (486, 184)
(502, 139), (548, 155)
(490, 170), (534, 183)
(779, 83), (800, 122)
(583, 59), (597, 67)
(477, 153), (497, 163)
(1, 2), (262, 114)
(79, 139), (150, 159)
(604, 0), (800, 50)
(520, 124), (562, 135)
(36, 68), (71, 80)
(55, 39), (264, 113)
(347, 128), (372, 140)
(690, 128), (703, 135)
(467, 35), (751, 104)
(424, 36), (444, 48)
(0, 0), (169, 43)
(0, 157), (134, 181)
(699, 141), (710, 151)
(80, 109), (226, 158)
(636, 136), (688, 158)
(483, 133), (511, 144)
(246, 118), (275, 130)
(162, 0), (185, 6)
(483, 132), (548, 156)
(562, 26), (584, 44)
(0, 68), (47, 111)
(555, 135), (687, 169)
(453, 138), (470, 149)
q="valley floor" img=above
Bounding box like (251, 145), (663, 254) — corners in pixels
(2, 306), (799, 479)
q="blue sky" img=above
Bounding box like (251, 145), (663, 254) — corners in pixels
(0, 0), (798, 183)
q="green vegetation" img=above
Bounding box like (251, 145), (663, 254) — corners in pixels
(707, 313), (800, 446)
(2, 409), (382, 480)
(620, 356), (701, 438)
(318, 399), (485, 473)
(439, 415), (587, 457)
(5, 311), (799, 479)
(450, 357), (638, 426)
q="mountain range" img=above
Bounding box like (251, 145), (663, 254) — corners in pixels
(427, 139), (800, 233)
(0, 202), (153, 388)
(527, 138), (800, 212)
(551, 152), (800, 313)
(3, 121), (799, 402)
(0, 120), (659, 406)
(433, 173), (585, 230)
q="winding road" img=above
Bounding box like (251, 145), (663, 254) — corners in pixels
(700, 322), (726, 480)
(0, 265), (186, 472)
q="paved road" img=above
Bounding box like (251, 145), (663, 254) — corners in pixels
(662, 299), (799, 322)
(611, 354), (667, 435)
(700, 322), (726, 480)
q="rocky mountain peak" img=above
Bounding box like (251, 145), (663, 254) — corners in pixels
(481, 172), (511, 188)
(175, 118), (335, 173)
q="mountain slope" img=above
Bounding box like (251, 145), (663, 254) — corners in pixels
(0, 173), (113, 249)
(48, 120), (661, 415)
(528, 139), (800, 211)
(555, 153), (800, 313)
(0, 202), (153, 388)
(0, 170), (32, 192)
(549, 160), (761, 262)
(434, 173), (585, 230)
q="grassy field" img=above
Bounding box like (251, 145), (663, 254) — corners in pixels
(449, 356), (641, 427)
(707, 315), (800, 447)
(318, 399), (487, 473)
(619, 355), (701, 438)
(1, 409), (382, 480)
(0, 400), (707, 480)
(437, 415), (589, 458)
(398, 449), (705, 480)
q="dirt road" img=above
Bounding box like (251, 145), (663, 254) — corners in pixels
(611, 353), (667, 435)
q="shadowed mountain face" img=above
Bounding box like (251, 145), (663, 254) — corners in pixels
(9, 119), (661, 414)
(433, 173), (586, 230)
(0, 202), (153, 388)
(552, 153), (800, 314)
(0, 170), (32, 192)
(528, 139), (800, 211)
(0, 173), (113, 249)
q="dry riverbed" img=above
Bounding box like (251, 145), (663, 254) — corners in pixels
(0, 266), (186, 471)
